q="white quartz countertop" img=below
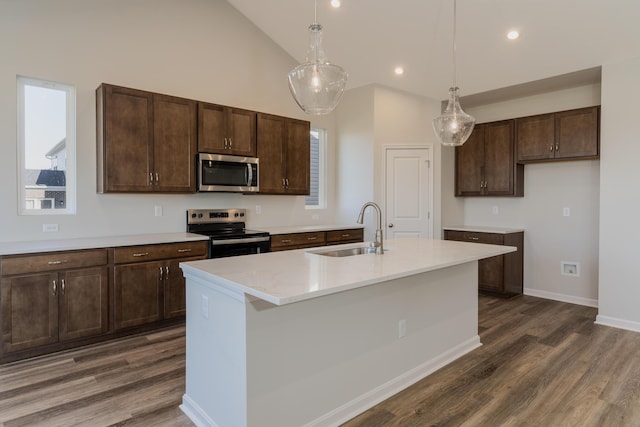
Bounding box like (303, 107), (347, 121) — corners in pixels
(0, 233), (209, 256)
(181, 237), (516, 306)
(259, 224), (364, 235)
(443, 225), (525, 234)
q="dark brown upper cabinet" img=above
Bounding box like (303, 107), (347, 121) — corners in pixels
(96, 84), (197, 193)
(455, 120), (524, 197)
(257, 113), (310, 195)
(197, 102), (257, 157)
(517, 106), (600, 163)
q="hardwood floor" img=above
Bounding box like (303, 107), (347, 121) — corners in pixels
(2, 295), (640, 426)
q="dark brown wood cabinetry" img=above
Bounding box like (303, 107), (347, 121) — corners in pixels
(455, 120), (524, 197)
(516, 106), (600, 162)
(112, 241), (207, 330)
(96, 83), (197, 193)
(0, 250), (109, 355)
(198, 102), (257, 156)
(444, 229), (524, 297)
(257, 113), (311, 195)
(270, 228), (364, 251)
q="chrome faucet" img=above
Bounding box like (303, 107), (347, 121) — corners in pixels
(357, 202), (384, 255)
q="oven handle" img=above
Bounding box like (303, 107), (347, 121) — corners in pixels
(211, 236), (270, 246)
(247, 163), (253, 187)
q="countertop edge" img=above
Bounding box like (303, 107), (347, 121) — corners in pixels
(443, 225), (525, 234)
(0, 233), (210, 256)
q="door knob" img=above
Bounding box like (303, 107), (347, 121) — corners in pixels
(388, 223), (394, 228)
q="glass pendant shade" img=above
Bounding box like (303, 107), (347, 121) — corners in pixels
(432, 87), (476, 146)
(288, 23), (348, 115)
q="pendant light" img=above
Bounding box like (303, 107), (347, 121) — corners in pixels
(287, 0), (348, 115)
(432, 0), (475, 146)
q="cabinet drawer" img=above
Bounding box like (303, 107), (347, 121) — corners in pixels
(1, 249), (108, 276)
(114, 241), (208, 264)
(444, 231), (504, 245)
(270, 232), (326, 250)
(326, 229), (364, 244)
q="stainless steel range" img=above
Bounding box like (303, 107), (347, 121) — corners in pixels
(186, 208), (270, 258)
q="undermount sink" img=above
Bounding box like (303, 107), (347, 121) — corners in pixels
(310, 246), (378, 257)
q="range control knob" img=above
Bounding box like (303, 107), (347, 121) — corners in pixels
(191, 213), (197, 218)
(198, 213), (203, 218)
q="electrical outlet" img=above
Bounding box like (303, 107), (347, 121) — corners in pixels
(563, 207), (570, 217)
(561, 261), (580, 277)
(201, 295), (209, 319)
(42, 224), (59, 232)
(256, 205), (262, 214)
(154, 205), (163, 217)
(492, 206), (499, 215)
(312, 214), (320, 221)
(398, 319), (406, 338)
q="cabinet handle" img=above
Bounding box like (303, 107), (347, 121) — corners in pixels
(285, 178), (290, 188)
(155, 172), (159, 183)
(549, 145), (554, 152)
(281, 239), (292, 243)
(132, 252), (149, 257)
(47, 260), (68, 265)
(228, 138), (232, 148)
(307, 236), (317, 241)
(555, 144), (559, 151)
(159, 266), (164, 280)
(177, 248), (192, 253)
(52, 280), (57, 296)
(282, 178), (286, 188)
(149, 172), (154, 184)
(341, 234), (351, 237)
(61, 279), (65, 295)
(469, 236), (480, 241)
(165, 266), (169, 278)
(224, 137), (228, 149)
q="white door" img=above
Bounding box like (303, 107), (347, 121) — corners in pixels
(385, 147), (433, 239)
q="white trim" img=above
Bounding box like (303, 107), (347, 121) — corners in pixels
(524, 287), (598, 308)
(595, 315), (640, 333)
(304, 335), (481, 427)
(180, 394), (219, 427)
(383, 144), (435, 239)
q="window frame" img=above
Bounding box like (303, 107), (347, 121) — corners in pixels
(305, 127), (327, 210)
(17, 76), (77, 216)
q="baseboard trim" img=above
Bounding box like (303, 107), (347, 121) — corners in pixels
(595, 315), (640, 333)
(304, 335), (482, 427)
(524, 287), (598, 308)
(180, 394), (219, 427)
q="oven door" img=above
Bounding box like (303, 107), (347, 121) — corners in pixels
(209, 237), (270, 258)
(198, 153), (259, 193)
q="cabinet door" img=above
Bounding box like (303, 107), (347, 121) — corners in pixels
(455, 125), (485, 196)
(114, 262), (163, 330)
(59, 267), (109, 342)
(197, 102), (227, 153)
(98, 84), (153, 192)
(153, 94), (197, 192)
(478, 256), (505, 293)
(1, 273), (58, 353)
(516, 113), (555, 162)
(555, 106), (599, 159)
(284, 118), (311, 195)
(164, 257), (203, 319)
(257, 113), (286, 194)
(484, 120), (515, 195)
(227, 107), (257, 157)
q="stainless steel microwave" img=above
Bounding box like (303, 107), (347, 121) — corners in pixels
(197, 153), (259, 193)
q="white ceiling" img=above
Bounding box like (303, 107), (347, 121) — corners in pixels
(225, 0), (640, 103)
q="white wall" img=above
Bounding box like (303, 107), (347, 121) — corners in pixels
(335, 85), (442, 240)
(597, 55), (640, 331)
(0, 0), (337, 243)
(443, 84), (602, 306)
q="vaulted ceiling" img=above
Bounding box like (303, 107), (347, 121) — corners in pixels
(226, 0), (640, 103)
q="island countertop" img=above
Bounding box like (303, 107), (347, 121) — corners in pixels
(180, 237), (516, 306)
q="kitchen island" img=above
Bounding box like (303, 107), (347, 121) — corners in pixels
(179, 237), (515, 427)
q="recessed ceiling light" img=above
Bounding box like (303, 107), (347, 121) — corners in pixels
(507, 30), (520, 40)
(394, 66), (404, 76)
(331, 0), (341, 8)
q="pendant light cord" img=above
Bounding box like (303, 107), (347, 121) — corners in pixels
(452, 0), (457, 88)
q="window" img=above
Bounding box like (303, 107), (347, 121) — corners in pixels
(305, 128), (326, 209)
(17, 76), (76, 215)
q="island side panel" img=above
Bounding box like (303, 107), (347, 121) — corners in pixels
(245, 261), (480, 427)
(181, 276), (248, 427)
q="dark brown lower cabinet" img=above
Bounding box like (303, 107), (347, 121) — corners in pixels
(444, 229), (524, 297)
(1, 264), (109, 354)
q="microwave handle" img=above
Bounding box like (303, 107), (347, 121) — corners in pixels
(246, 163), (253, 187)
